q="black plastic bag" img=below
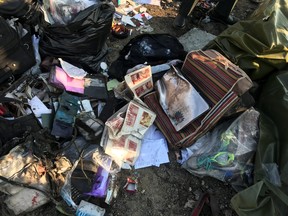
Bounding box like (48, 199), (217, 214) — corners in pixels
(0, 0), (41, 27)
(0, 97), (42, 149)
(39, 1), (115, 73)
(0, 17), (36, 83)
(108, 34), (187, 81)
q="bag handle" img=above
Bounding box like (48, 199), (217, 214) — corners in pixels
(0, 96), (23, 104)
(0, 96), (33, 116)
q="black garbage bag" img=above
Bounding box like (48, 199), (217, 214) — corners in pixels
(108, 34), (187, 81)
(39, 1), (115, 73)
(0, 97), (42, 152)
(0, 0), (42, 27)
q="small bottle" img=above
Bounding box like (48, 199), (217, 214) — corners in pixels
(100, 62), (109, 77)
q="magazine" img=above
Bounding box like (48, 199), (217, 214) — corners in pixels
(125, 65), (153, 98)
(103, 100), (156, 165)
(104, 135), (141, 165)
(121, 100), (156, 139)
(105, 112), (125, 139)
(155, 66), (210, 131)
(105, 100), (156, 139)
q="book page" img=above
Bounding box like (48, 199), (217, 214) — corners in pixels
(121, 100), (156, 139)
(104, 135), (141, 165)
(125, 66), (153, 98)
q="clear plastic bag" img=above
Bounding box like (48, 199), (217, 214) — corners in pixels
(43, 0), (99, 25)
(60, 137), (120, 209)
(182, 108), (260, 191)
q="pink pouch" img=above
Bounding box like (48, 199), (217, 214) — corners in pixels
(49, 66), (85, 94)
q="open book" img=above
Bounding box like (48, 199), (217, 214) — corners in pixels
(104, 100), (156, 165)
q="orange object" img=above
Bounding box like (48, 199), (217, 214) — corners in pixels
(111, 23), (129, 39)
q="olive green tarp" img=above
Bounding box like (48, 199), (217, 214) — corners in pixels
(193, 0), (288, 214)
(231, 69), (288, 215)
(205, 0), (288, 81)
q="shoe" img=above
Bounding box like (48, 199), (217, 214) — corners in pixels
(173, 14), (186, 29)
(197, 152), (235, 170)
(210, 12), (239, 25)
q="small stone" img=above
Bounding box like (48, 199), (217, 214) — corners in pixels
(184, 199), (196, 209)
(224, 209), (233, 216)
(193, 189), (202, 200)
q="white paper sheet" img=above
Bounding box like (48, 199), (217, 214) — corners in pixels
(133, 12), (152, 22)
(28, 96), (51, 118)
(59, 58), (87, 78)
(121, 15), (136, 27)
(134, 125), (169, 169)
(133, 0), (160, 6)
(78, 99), (95, 117)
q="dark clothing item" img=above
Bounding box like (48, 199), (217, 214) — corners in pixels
(179, 0), (238, 19)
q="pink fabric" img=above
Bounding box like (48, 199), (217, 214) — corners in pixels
(54, 66), (85, 94)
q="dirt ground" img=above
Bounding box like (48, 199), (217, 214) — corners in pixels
(1, 0), (260, 215)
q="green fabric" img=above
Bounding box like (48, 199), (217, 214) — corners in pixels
(231, 70), (288, 215)
(257, 72), (288, 175)
(204, 0), (288, 80)
(231, 180), (288, 216)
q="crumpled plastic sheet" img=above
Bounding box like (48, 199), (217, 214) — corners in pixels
(231, 69), (288, 216)
(181, 108), (259, 192)
(205, 0), (288, 80)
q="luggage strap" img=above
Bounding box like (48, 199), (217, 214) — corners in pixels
(191, 191), (220, 216)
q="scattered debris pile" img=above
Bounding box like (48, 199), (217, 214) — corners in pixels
(0, 0), (287, 216)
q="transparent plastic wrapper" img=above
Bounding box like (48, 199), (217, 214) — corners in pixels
(261, 163), (281, 187)
(60, 138), (97, 208)
(0, 136), (51, 195)
(43, 0), (98, 25)
(85, 166), (109, 198)
(182, 108), (260, 191)
(76, 200), (105, 216)
(60, 159), (80, 209)
(91, 147), (121, 174)
(60, 137), (120, 209)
